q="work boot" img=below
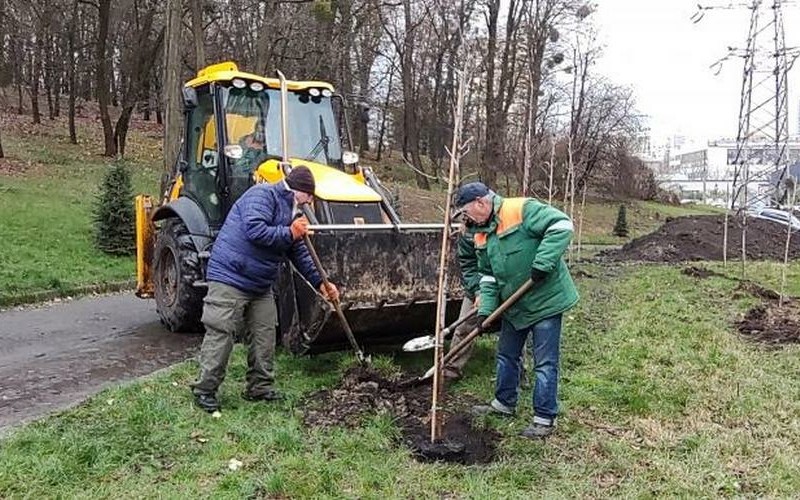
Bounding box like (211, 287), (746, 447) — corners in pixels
(194, 393), (220, 413)
(243, 387), (283, 402)
(471, 399), (515, 417)
(520, 418), (556, 439)
(443, 367), (462, 382)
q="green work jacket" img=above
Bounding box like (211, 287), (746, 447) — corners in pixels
(475, 195), (579, 330)
(457, 224), (480, 300)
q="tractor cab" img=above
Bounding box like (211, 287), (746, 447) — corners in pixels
(176, 62), (381, 228)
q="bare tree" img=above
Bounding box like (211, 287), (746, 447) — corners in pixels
(67, 0), (79, 144)
(96, 0), (115, 156)
(190, 0), (205, 69)
(163, 0), (183, 183)
(113, 0), (165, 157)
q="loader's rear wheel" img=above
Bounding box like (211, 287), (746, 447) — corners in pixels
(153, 219), (204, 333)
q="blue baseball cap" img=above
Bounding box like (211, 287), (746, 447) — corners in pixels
(454, 181), (491, 208)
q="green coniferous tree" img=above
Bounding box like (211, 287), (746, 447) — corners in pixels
(613, 204), (629, 237)
(93, 162), (135, 255)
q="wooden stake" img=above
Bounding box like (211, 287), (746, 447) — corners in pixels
(723, 183), (729, 269)
(780, 181), (796, 307)
(430, 64), (467, 443)
(741, 165), (749, 280)
(577, 182), (587, 259)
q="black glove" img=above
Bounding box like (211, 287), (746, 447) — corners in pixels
(475, 315), (491, 334)
(530, 267), (549, 283)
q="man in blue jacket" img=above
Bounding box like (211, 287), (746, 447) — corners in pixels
(191, 166), (339, 412)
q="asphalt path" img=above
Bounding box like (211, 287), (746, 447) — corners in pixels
(0, 293), (201, 431)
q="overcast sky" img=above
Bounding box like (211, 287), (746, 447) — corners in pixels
(594, 0), (800, 147)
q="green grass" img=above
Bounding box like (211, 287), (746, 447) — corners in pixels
(0, 119), (161, 305)
(2, 262), (799, 497)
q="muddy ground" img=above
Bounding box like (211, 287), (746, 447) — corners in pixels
(604, 215), (800, 262)
(734, 281), (800, 347)
(0, 293), (200, 431)
(682, 266), (800, 346)
(303, 367), (499, 465)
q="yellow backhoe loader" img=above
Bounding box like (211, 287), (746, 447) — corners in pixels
(135, 62), (461, 354)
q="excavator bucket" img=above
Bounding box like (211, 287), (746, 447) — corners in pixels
(277, 226), (463, 355)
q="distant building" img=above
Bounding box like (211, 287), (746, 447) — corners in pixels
(655, 138), (800, 207)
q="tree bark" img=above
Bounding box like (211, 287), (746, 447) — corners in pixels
(376, 63), (394, 161)
(17, 79), (24, 113)
(163, 0), (183, 186)
(114, 17), (164, 158)
(96, 0), (115, 156)
(30, 36), (42, 124)
(481, 0), (500, 185)
(67, 0), (79, 144)
(401, 0), (429, 189)
(254, 1), (277, 74)
(190, 0), (205, 70)
(0, 126), (5, 159)
(114, 107), (134, 157)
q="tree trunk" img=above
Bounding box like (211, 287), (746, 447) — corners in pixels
(114, 15), (164, 159)
(17, 82), (24, 114)
(30, 38), (42, 125)
(67, 0), (78, 144)
(45, 79), (54, 120)
(44, 29), (55, 120)
(376, 64), (394, 162)
(114, 106), (134, 157)
(254, 1), (277, 74)
(163, 0), (183, 186)
(0, 126), (5, 159)
(142, 79), (152, 120)
(96, 0), (115, 156)
(401, 0), (429, 190)
(190, 0), (205, 70)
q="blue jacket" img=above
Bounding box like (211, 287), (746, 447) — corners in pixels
(206, 182), (322, 295)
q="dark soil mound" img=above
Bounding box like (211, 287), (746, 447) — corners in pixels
(604, 215), (800, 262)
(303, 367), (499, 465)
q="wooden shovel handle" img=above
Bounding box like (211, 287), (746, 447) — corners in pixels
(302, 233), (366, 363)
(441, 278), (534, 365)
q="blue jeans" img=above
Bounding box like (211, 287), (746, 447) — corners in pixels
(495, 314), (562, 422)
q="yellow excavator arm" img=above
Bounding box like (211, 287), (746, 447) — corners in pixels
(135, 195), (155, 298)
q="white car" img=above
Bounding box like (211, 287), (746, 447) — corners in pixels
(748, 208), (800, 231)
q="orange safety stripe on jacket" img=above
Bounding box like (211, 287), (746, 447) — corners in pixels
(474, 197), (527, 247)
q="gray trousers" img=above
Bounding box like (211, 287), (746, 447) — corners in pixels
(191, 281), (278, 397)
(444, 297), (480, 375)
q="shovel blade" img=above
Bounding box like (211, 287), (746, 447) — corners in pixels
(402, 335), (436, 352)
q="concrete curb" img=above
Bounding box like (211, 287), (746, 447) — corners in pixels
(0, 279), (137, 309)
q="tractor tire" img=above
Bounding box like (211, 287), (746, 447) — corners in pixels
(153, 219), (205, 333)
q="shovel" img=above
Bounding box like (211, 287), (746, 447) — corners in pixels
(302, 232), (369, 365)
(402, 307), (478, 352)
(407, 278), (535, 384)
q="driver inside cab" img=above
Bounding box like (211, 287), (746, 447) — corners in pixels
(234, 120), (270, 175)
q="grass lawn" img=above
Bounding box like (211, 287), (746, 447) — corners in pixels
(0, 114), (161, 305)
(2, 262), (799, 497)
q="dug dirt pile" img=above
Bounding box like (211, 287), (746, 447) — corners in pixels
(303, 367), (499, 464)
(604, 214), (800, 262)
(735, 282), (800, 346)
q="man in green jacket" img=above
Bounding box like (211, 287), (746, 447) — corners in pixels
(455, 182), (579, 438)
